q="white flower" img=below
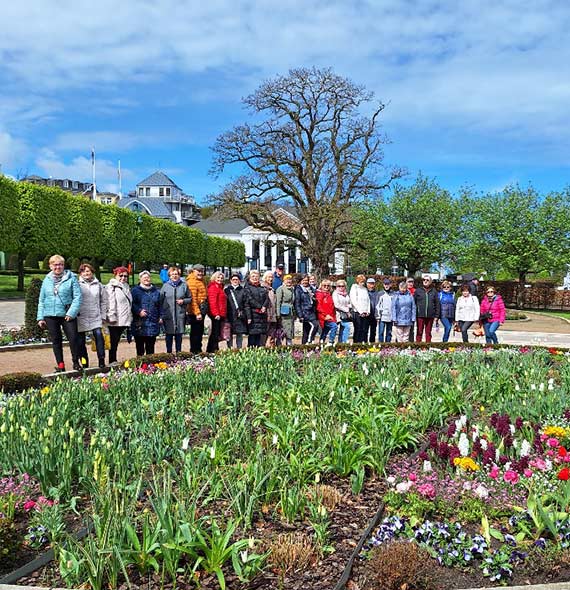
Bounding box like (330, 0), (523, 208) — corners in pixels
(387, 476), (396, 484)
(509, 424), (515, 435)
(182, 437), (190, 451)
(458, 432), (470, 457)
(480, 439), (488, 450)
(495, 448), (500, 462)
(315, 473), (320, 483)
(341, 422), (348, 435)
(272, 434), (278, 445)
(515, 384), (520, 391)
(396, 481), (412, 493)
(362, 363), (369, 376)
(474, 484), (489, 499)
(531, 384), (536, 390)
(459, 415), (467, 428)
(539, 383), (545, 392)
(294, 416), (299, 426)
(423, 460), (432, 472)
(311, 430), (317, 441)
(548, 382), (554, 391)
(209, 446), (216, 459)
(548, 377), (555, 385)
(380, 367), (385, 373)
(240, 550), (248, 563)
(520, 439), (531, 457)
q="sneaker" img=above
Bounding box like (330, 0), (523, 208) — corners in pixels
(98, 360), (106, 369)
(72, 361), (82, 371)
(55, 362), (65, 373)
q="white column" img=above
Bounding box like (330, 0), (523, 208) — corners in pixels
(271, 241), (278, 270)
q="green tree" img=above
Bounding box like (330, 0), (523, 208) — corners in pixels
(210, 66), (403, 278)
(459, 185), (570, 303)
(0, 176), (20, 253)
(352, 175), (459, 276)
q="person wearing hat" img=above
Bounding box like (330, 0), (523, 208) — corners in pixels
(186, 264), (208, 353)
(366, 278), (380, 343)
(272, 263), (286, 290)
(159, 264), (169, 284)
(131, 270), (161, 356)
(376, 278), (395, 343)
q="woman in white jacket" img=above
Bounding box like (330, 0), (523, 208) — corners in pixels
(454, 284), (480, 343)
(349, 274), (370, 343)
(106, 266), (133, 363)
(77, 263), (107, 369)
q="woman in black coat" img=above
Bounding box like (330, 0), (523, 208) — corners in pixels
(224, 273), (248, 349)
(243, 270), (270, 348)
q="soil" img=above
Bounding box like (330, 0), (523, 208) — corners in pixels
(12, 475), (387, 590)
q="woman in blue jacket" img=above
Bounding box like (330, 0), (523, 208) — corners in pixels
(37, 254), (82, 372)
(131, 270), (161, 356)
(391, 281), (416, 343)
(437, 280), (456, 343)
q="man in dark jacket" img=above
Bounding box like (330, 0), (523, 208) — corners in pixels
(413, 276), (440, 343)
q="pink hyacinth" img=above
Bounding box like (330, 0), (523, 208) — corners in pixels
(489, 465), (500, 479)
(547, 438), (560, 447)
(417, 483), (436, 499)
(408, 473), (417, 482)
(523, 468), (533, 478)
(504, 470), (519, 484)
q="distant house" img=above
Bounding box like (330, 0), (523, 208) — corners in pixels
(20, 175), (119, 205)
(118, 171), (200, 226)
(193, 208), (319, 275)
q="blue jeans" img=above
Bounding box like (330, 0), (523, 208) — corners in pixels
(320, 321), (338, 344)
(165, 333), (183, 353)
(378, 320), (393, 343)
(484, 321), (500, 344)
(338, 321), (351, 343)
(440, 317), (453, 343)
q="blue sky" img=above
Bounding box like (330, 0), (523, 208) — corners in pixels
(1, 0), (569, 203)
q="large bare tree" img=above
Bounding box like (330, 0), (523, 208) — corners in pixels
(210, 67), (404, 277)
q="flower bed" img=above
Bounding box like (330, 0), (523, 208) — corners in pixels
(1, 345), (570, 589)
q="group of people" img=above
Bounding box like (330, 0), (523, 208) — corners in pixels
(37, 255), (506, 371)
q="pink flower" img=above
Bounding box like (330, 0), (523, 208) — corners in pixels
(408, 473), (417, 482)
(523, 469), (533, 478)
(547, 450), (555, 457)
(23, 500), (36, 511)
(548, 438), (560, 447)
(530, 458), (548, 471)
(417, 483), (436, 499)
(504, 470), (519, 484)
(489, 465), (500, 479)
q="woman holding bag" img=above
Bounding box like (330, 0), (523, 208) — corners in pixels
(106, 266), (133, 364)
(206, 271), (227, 353)
(276, 274), (296, 346)
(160, 266), (192, 353)
(479, 285), (506, 345)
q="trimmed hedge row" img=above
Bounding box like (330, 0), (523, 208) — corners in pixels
(0, 177), (246, 279)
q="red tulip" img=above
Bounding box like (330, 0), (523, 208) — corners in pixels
(558, 467), (570, 481)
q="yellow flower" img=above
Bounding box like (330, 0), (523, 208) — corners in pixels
(453, 457), (480, 471)
(543, 426), (567, 439)
(124, 359), (130, 368)
(40, 386), (51, 396)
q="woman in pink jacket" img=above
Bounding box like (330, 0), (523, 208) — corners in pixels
(479, 285), (506, 344)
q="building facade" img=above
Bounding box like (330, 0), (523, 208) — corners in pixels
(119, 171), (200, 225)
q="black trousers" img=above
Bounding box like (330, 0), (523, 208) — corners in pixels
(457, 320), (474, 343)
(302, 319), (320, 344)
(45, 316), (80, 366)
(207, 318), (222, 353)
(77, 328), (105, 366)
(367, 317), (378, 343)
(353, 314), (369, 343)
(135, 335), (156, 356)
(108, 326), (126, 363)
(187, 315), (204, 353)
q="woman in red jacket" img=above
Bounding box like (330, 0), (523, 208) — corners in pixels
(207, 271), (227, 353)
(316, 279), (337, 344)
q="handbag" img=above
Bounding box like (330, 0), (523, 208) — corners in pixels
(339, 310), (353, 322)
(480, 312), (493, 322)
(453, 322), (462, 332)
(220, 321), (232, 341)
(472, 325), (485, 337)
(280, 303), (292, 316)
(199, 299), (209, 316)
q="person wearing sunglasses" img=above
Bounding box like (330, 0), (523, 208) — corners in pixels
(106, 266), (133, 364)
(479, 286), (506, 344)
(37, 254), (83, 372)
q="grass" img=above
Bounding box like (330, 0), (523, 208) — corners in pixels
(532, 310), (570, 321)
(0, 271), (163, 298)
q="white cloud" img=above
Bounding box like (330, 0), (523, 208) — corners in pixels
(0, 130), (27, 171)
(35, 150), (135, 193)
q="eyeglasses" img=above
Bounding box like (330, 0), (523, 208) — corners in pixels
(423, 279), (430, 282)
(51, 263), (64, 267)
(118, 274), (128, 278)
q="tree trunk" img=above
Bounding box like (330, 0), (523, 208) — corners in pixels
(517, 271), (527, 309)
(17, 253), (25, 292)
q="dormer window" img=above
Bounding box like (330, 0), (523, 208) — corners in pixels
(145, 187), (150, 196)
(159, 187), (164, 196)
(138, 187), (143, 196)
(63, 180), (69, 188)
(165, 187), (171, 196)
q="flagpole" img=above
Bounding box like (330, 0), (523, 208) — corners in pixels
(91, 147), (97, 201)
(118, 160), (122, 198)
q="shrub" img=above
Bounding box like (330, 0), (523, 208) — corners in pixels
(366, 541), (437, 590)
(25, 253), (40, 269)
(0, 372), (45, 394)
(25, 278), (46, 339)
(7, 253), (18, 271)
(71, 257), (81, 272)
(42, 254), (51, 270)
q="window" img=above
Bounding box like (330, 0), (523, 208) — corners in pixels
(63, 180), (69, 188)
(145, 187), (150, 196)
(165, 187), (171, 196)
(159, 187), (164, 197)
(138, 187), (143, 196)
(72, 181), (78, 189)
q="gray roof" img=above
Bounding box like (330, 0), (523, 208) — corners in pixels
(192, 216), (249, 235)
(118, 197), (173, 219)
(137, 171), (180, 188)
